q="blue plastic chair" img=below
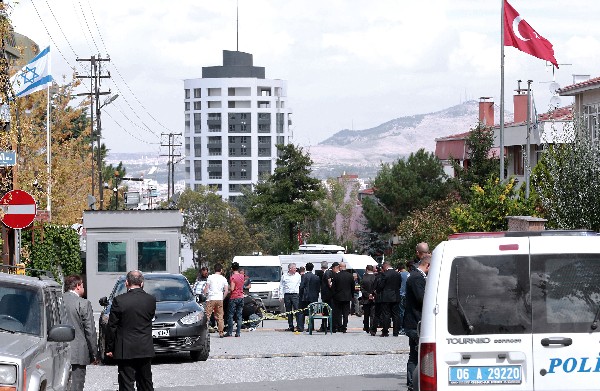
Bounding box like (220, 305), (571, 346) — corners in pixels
(307, 302), (332, 335)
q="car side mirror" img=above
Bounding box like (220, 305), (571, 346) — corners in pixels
(99, 297), (108, 307)
(196, 293), (206, 303)
(48, 325), (75, 342)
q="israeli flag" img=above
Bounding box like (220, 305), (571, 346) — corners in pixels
(10, 46), (53, 98)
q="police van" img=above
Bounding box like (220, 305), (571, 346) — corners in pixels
(415, 230), (600, 391)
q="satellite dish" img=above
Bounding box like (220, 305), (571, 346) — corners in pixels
(549, 82), (560, 94)
(549, 96), (561, 108)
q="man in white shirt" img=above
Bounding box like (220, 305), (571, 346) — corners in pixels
(203, 263), (229, 338)
(279, 263), (302, 331)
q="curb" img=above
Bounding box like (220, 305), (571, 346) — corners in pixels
(209, 350), (408, 360)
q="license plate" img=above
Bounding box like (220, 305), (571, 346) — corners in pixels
(449, 365), (522, 385)
(152, 329), (169, 338)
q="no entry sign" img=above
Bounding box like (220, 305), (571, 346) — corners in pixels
(0, 190), (37, 229)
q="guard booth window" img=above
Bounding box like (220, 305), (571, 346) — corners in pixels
(138, 241), (167, 272)
(98, 242), (127, 272)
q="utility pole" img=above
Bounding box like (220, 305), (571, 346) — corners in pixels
(76, 54), (111, 209)
(160, 133), (182, 201)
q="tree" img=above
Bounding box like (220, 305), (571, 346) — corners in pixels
(245, 144), (326, 252)
(178, 187), (259, 269)
(362, 148), (449, 234)
(451, 123), (500, 201)
(22, 225), (82, 279)
(532, 119), (600, 230)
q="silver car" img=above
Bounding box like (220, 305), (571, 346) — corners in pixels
(0, 271), (75, 391)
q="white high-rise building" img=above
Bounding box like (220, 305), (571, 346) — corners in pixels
(183, 50), (292, 201)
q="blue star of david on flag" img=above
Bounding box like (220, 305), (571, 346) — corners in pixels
(10, 46), (53, 98)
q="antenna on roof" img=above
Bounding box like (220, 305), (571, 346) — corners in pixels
(236, 0), (239, 52)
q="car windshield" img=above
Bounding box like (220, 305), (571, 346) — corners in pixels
(242, 266), (281, 282)
(0, 284), (42, 336)
(112, 276), (193, 302)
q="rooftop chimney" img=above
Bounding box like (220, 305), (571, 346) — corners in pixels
(478, 97), (494, 126)
(513, 80), (528, 123)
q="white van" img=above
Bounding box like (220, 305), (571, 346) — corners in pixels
(233, 256), (283, 313)
(415, 231), (600, 391)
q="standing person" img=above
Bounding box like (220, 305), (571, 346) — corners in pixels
(239, 267), (252, 295)
(331, 262), (354, 333)
(192, 266), (209, 297)
(360, 265), (376, 333)
(63, 275), (98, 391)
(299, 262), (320, 331)
(405, 254), (431, 390)
(318, 261), (333, 332)
(377, 261), (402, 337)
(227, 262), (245, 337)
(298, 266), (306, 276)
(203, 263), (229, 338)
(105, 270), (156, 391)
(372, 264), (384, 336)
(279, 263), (302, 331)
(398, 263), (410, 335)
(413, 242), (430, 269)
(351, 272), (362, 316)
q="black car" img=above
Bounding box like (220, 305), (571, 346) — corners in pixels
(97, 273), (210, 362)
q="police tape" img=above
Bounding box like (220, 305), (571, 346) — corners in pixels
(206, 306), (311, 327)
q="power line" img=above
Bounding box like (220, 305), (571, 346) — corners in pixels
(104, 102), (161, 142)
(103, 109), (161, 145)
(77, 0), (100, 53)
(44, 0), (78, 58)
(30, 1), (77, 70)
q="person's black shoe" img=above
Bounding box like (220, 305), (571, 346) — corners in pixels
(370, 331), (377, 336)
(381, 333), (389, 337)
(285, 327), (295, 331)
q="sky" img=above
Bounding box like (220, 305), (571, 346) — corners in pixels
(8, 0), (600, 156)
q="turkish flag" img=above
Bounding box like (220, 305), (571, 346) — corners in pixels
(504, 0), (558, 68)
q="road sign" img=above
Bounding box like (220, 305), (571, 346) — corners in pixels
(0, 151), (16, 166)
(0, 190), (37, 229)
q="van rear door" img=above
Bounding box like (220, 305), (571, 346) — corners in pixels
(434, 236), (532, 390)
(530, 236), (600, 390)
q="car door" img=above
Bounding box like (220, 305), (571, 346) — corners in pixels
(46, 288), (70, 390)
(530, 235), (600, 390)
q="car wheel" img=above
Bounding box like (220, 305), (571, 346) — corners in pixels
(190, 334), (210, 361)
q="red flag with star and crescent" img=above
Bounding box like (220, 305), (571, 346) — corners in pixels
(503, 0), (558, 68)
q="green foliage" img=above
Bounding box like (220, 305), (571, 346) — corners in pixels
(451, 177), (534, 232)
(244, 144), (326, 252)
(22, 225), (82, 281)
(182, 267), (198, 284)
(392, 195), (459, 264)
(363, 148), (449, 233)
(532, 120), (600, 230)
(451, 123), (500, 201)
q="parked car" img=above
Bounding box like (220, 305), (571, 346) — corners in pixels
(0, 271), (75, 391)
(97, 273), (210, 362)
(415, 230), (600, 391)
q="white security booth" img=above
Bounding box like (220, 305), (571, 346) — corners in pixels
(83, 210), (183, 311)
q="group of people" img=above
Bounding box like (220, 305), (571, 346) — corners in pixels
(64, 270), (156, 391)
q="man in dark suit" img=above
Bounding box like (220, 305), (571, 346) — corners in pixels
(378, 261), (402, 337)
(405, 254), (431, 390)
(106, 270), (157, 391)
(319, 261), (334, 331)
(360, 265), (377, 334)
(64, 275), (98, 391)
(299, 262), (321, 332)
(331, 262), (354, 333)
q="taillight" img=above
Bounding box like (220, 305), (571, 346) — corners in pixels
(420, 342), (437, 391)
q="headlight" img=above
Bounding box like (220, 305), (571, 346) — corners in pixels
(180, 311), (202, 325)
(0, 364), (17, 384)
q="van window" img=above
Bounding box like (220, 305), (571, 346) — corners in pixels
(242, 266), (280, 282)
(531, 254), (600, 333)
(447, 255), (531, 335)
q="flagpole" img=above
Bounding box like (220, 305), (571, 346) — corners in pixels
(525, 80), (532, 198)
(46, 84), (51, 217)
(500, 0), (505, 181)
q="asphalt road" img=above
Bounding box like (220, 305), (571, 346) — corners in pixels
(84, 314), (410, 391)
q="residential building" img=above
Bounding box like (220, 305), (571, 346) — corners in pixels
(558, 75), (600, 141)
(183, 50), (293, 201)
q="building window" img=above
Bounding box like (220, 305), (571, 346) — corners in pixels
(185, 89), (190, 99)
(258, 136), (270, 144)
(241, 147), (248, 156)
(277, 136), (284, 145)
(185, 102), (190, 111)
(208, 88), (221, 96)
(229, 125), (235, 132)
(229, 136), (236, 144)
(194, 88), (201, 98)
(137, 241), (167, 272)
(241, 113), (248, 120)
(194, 113), (201, 132)
(208, 173), (222, 179)
(240, 124), (248, 132)
(208, 113), (221, 121)
(240, 136), (248, 143)
(240, 161), (248, 168)
(194, 160), (202, 179)
(229, 184), (237, 192)
(258, 124), (270, 133)
(230, 172), (237, 179)
(208, 148), (221, 156)
(194, 101), (201, 110)
(240, 171), (247, 179)
(513, 145), (524, 176)
(208, 136), (221, 145)
(229, 148), (236, 156)
(258, 148), (270, 157)
(209, 125), (221, 132)
(185, 114), (190, 132)
(98, 241), (127, 272)
(229, 160), (236, 168)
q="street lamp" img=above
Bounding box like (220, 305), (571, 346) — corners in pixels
(97, 94), (119, 210)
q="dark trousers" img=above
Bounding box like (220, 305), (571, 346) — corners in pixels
(398, 295), (406, 331)
(283, 293), (301, 328)
(406, 328), (419, 387)
(381, 301), (401, 335)
(300, 300), (312, 330)
(69, 364), (87, 391)
(332, 300), (350, 332)
(227, 297), (244, 336)
(320, 299), (332, 330)
(117, 357), (154, 391)
(362, 301), (375, 331)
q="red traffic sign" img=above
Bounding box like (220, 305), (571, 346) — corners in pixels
(0, 190), (37, 229)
